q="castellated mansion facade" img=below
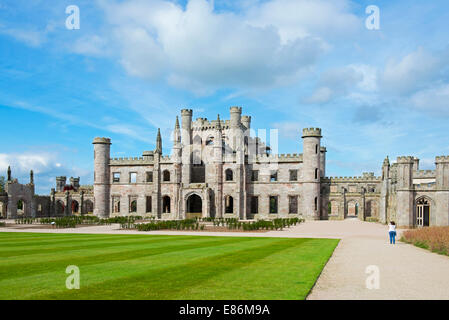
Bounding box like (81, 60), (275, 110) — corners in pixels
(1, 106), (449, 228)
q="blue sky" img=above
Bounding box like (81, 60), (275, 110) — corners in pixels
(1, 0), (448, 194)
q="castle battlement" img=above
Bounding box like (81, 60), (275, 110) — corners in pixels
(181, 109), (193, 116)
(436, 155), (449, 163)
(92, 137), (111, 144)
(324, 175), (381, 182)
(110, 157), (151, 165)
(396, 156), (414, 163)
(192, 119), (231, 130)
(302, 127), (322, 138)
(414, 170), (436, 178)
(230, 106), (242, 113)
(252, 153), (303, 163)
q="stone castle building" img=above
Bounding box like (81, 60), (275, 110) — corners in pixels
(0, 167), (94, 219)
(1, 106), (448, 228)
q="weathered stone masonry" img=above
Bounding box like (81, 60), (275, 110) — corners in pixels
(2, 106), (448, 227)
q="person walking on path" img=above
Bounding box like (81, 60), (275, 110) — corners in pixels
(388, 221), (396, 244)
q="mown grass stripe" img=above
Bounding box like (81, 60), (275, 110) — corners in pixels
(34, 238), (305, 299)
(0, 233), (338, 300)
(0, 235), (197, 258)
(0, 237), (274, 299)
(0, 236), (260, 280)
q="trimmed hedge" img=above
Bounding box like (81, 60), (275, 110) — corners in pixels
(135, 217), (304, 232)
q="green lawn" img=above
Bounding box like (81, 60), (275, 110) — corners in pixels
(0, 232), (338, 300)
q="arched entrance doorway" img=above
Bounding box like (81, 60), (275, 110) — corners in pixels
(186, 194), (202, 219)
(71, 200), (79, 214)
(346, 201), (358, 218)
(84, 200), (93, 214)
(416, 197), (430, 227)
(17, 199), (26, 216)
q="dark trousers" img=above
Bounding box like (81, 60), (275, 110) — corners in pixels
(389, 231), (396, 244)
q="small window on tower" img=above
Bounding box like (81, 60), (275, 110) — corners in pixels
(270, 171), (278, 182)
(225, 169), (233, 181)
(130, 172), (137, 183)
(206, 137), (214, 145)
(146, 172), (153, 183)
(251, 170), (259, 182)
(113, 172), (120, 183)
(269, 196), (278, 214)
(289, 170), (298, 181)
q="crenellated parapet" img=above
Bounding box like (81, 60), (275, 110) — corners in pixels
(396, 156), (414, 164)
(192, 118), (231, 130)
(254, 153), (303, 163)
(92, 137), (111, 145)
(323, 175), (381, 182)
(435, 155), (449, 163)
(302, 127), (322, 138)
(230, 106), (242, 113)
(414, 170), (436, 178)
(181, 109), (193, 116)
(110, 157), (151, 165)
(160, 155), (172, 163)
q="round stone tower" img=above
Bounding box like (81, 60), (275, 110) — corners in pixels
(302, 128), (322, 220)
(230, 106), (242, 128)
(181, 109), (193, 184)
(230, 106), (243, 161)
(93, 137), (111, 217)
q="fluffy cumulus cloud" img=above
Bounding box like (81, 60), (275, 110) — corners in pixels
(0, 152), (90, 194)
(380, 47), (443, 95)
(305, 64), (377, 104)
(304, 46), (449, 120)
(410, 84), (449, 116)
(95, 0), (360, 94)
(379, 47), (449, 115)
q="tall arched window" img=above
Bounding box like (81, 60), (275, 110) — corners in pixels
(71, 200), (79, 213)
(270, 196), (278, 214)
(416, 197), (430, 227)
(225, 195), (234, 213)
(163, 170), (170, 182)
(129, 200), (137, 213)
(225, 169), (233, 181)
(163, 196), (171, 213)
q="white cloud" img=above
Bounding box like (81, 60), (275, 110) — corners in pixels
(272, 121), (302, 140)
(381, 47), (442, 94)
(71, 35), (109, 57)
(305, 64), (377, 104)
(0, 152), (90, 194)
(96, 0), (359, 93)
(410, 84), (449, 115)
(0, 28), (44, 47)
(246, 0), (360, 43)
